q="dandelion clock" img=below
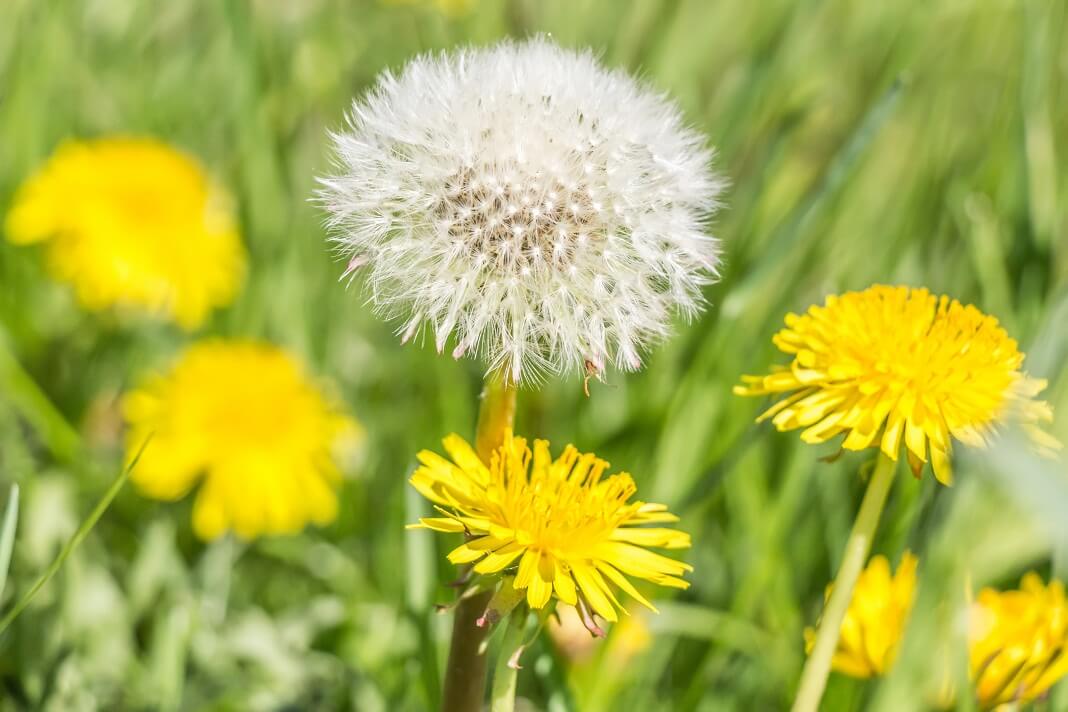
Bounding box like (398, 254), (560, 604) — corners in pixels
(319, 38), (725, 384)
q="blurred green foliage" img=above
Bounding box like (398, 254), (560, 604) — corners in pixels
(0, 0), (1066, 710)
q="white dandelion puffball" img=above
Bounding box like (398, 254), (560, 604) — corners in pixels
(319, 38), (725, 384)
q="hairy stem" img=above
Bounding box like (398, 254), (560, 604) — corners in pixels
(440, 377), (516, 712)
(792, 452), (896, 712)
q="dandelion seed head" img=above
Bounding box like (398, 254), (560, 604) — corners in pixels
(319, 38), (724, 383)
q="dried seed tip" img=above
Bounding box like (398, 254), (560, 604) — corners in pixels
(318, 37), (725, 384)
(341, 254), (368, 280)
(507, 644), (527, 670)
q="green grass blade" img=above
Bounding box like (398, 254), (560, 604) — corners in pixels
(722, 77), (906, 318)
(0, 330), (81, 463)
(0, 436), (150, 638)
(0, 484), (19, 603)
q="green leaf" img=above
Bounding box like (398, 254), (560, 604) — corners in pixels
(0, 484), (19, 603)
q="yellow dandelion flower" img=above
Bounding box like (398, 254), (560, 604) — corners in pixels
(806, 551), (918, 679)
(409, 431), (691, 622)
(735, 285), (1057, 484)
(123, 340), (359, 540)
(5, 137), (245, 329)
(969, 573), (1068, 709)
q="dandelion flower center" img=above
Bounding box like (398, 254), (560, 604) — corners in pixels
(735, 285), (1056, 483)
(320, 38), (724, 383)
(495, 447), (638, 556)
(433, 162), (603, 271)
(410, 431), (691, 621)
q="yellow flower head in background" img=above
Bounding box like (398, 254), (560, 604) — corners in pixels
(409, 432), (691, 623)
(806, 551), (918, 678)
(124, 340), (359, 540)
(5, 137), (245, 329)
(735, 285), (1057, 483)
(970, 573), (1068, 709)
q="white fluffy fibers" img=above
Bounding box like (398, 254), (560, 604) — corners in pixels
(319, 38), (725, 384)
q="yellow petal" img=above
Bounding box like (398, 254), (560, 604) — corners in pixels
(931, 445), (953, 486)
(514, 548), (539, 589)
(527, 568), (553, 609)
(447, 544), (484, 564)
(595, 561), (657, 613)
(192, 478), (228, 541)
(610, 527), (691, 550)
(442, 433), (490, 483)
(473, 543), (524, 574)
(571, 561), (618, 622)
(414, 517), (466, 532)
(553, 561), (578, 606)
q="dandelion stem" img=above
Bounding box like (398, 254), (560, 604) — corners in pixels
(474, 377), (517, 464)
(0, 436), (150, 638)
(490, 610), (526, 712)
(441, 377), (516, 712)
(792, 452), (896, 712)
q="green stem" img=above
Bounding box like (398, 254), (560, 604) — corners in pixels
(474, 376), (517, 464)
(490, 610), (527, 712)
(0, 485), (19, 602)
(792, 452), (897, 712)
(440, 376), (516, 712)
(0, 436), (150, 637)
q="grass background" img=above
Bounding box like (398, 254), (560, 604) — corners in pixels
(1, 0), (1067, 709)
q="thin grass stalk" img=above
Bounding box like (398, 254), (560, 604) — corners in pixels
(0, 436), (150, 637)
(792, 452), (897, 712)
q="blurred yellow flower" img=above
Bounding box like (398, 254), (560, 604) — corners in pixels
(549, 603), (654, 665)
(608, 611), (653, 664)
(409, 431), (691, 622)
(806, 551), (918, 678)
(970, 573), (1068, 709)
(735, 285), (1057, 484)
(124, 340), (358, 540)
(5, 137), (245, 329)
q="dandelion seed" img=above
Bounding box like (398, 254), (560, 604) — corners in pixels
(735, 285), (1058, 484)
(341, 254), (369, 281)
(123, 340), (360, 540)
(319, 38), (724, 384)
(408, 430), (692, 623)
(5, 137), (245, 329)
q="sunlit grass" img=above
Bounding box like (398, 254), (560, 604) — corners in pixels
(0, 0), (1064, 709)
